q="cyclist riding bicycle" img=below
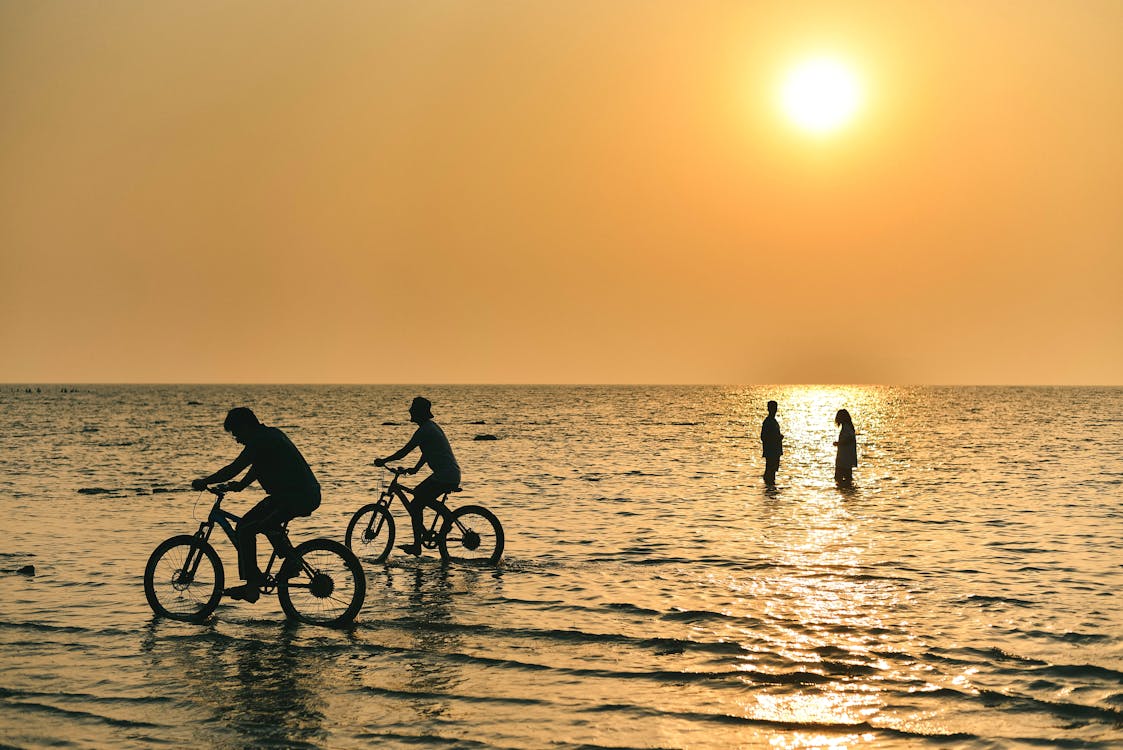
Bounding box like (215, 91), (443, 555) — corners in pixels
(373, 396), (460, 557)
(191, 407), (321, 602)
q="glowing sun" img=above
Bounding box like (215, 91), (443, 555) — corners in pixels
(780, 57), (863, 135)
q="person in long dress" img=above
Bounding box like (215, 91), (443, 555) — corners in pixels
(833, 408), (857, 485)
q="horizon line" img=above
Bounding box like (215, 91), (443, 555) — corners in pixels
(3, 381), (1121, 388)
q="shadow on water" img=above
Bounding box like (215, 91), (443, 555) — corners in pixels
(140, 618), (333, 748)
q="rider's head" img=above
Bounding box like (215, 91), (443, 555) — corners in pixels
(409, 396), (433, 424)
(767, 400), (778, 416)
(224, 407), (261, 443)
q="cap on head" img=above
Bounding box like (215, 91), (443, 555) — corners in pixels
(409, 396), (433, 422)
(224, 407), (260, 433)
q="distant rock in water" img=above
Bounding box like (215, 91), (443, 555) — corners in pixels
(473, 434), (499, 441)
(469, 420), (487, 425)
(17, 565), (35, 576)
(187, 400), (203, 406)
(382, 421), (401, 426)
(78, 487), (113, 495)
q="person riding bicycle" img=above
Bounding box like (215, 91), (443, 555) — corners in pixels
(191, 407), (321, 602)
(373, 396), (461, 557)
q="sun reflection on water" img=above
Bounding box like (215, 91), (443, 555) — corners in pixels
(711, 387), (935, 744)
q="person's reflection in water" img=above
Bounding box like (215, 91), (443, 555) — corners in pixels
(833, 408), (858, 486)
(141, 619), (328, 748)
(402, 565), (464, 713)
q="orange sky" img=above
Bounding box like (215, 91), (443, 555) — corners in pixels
(2, 1), (1121, 384)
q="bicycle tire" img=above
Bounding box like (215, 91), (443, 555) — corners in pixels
(344, 503), (395, 562)
(438, 504), (504, 565)
(144, 534), (224, 621)
(277, 538), (366, 626)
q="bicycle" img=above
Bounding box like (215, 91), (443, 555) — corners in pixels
(345, 466), (504, 565)
(144, 485), (367, 626)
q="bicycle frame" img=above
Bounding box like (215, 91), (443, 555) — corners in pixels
(183, 491), (285, 589)
(376, 469), (457, 548)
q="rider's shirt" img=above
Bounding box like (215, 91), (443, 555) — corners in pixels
(239, 426), (320, 497)
(408, 420), (461, 484)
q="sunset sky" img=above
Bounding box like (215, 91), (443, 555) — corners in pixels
(2, 1), (1120, 384)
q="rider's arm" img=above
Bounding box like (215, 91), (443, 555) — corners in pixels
(196, 447), (252, 487)
(233, 468), (258, 491)
(380, 434), (420, 465)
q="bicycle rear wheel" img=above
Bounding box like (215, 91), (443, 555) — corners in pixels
(344, 503), (395, 562)
(439, 505), (504, 565)
(144, 535), (224, 621)
(278, 539), (366, 626)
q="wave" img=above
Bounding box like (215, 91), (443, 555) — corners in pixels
(359, 684), (549, 707)
(0, 698), (161, 730)
(0, 685), (173, 708)
(352, 730), (567, 750)
(370, 616), (755, 658)
(975, 688), (1123, 725)
(575, 701), (979, 742)
(0, 619), (134, 639)
(961, 594), (1036, 607)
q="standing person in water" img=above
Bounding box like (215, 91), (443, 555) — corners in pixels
(373, 396), (461, 556)
(833, 408), (858, 485)
(760, 400), (784, 485)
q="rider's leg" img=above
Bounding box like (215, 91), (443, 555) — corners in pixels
(402, 476), (452, 554)
(232, 496), (296, 600)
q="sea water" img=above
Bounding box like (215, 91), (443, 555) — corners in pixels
(1, 385), (1121, 748)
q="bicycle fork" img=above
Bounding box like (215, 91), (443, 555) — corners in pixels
(177, 522), (214, 586)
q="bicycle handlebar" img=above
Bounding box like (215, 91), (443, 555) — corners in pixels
(380, 466), (411, 476)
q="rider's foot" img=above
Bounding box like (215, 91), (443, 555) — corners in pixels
(397, 543), (422, 557)
(224, 583), (261, 603)
(278, 556), (303, 580)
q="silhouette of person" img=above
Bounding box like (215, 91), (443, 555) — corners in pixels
(191, 407), (321, 602)
(760, 400), (784, 485)
(833, 408), (858, 484)
(373, 396), (461, 557)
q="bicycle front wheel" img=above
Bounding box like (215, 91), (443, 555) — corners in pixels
(439, 505), (504, 565)
(278, 539), (366, 626)
(344, 503), (395, 562)
(144, 535), (224, 621)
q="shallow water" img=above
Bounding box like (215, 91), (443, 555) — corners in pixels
(1, 385), (1121, 748)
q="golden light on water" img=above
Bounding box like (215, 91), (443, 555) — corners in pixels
(715, 386), (931, 743)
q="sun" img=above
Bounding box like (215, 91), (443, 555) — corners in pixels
(780, 57), (863, 135)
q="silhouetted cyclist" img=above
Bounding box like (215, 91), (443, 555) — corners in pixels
(191, 407), (321, 602)
(373, 396), (461, 557)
